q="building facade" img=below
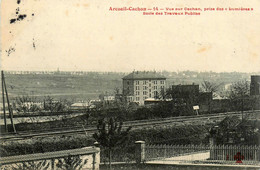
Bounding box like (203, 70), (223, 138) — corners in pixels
(122, 71), (166, 105)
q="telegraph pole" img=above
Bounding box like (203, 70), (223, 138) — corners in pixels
(1, 71), (16, 133)
(1, 71), (7, 132)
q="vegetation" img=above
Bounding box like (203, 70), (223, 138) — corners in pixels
(1, 135), (95, 157)
(1, 123), (211, 158)
(200, 80), (222, 97)
(13, 96), (71, 115)
(4, 160), (50, 170)
(200, 80), (223, 113)
(228, 80), (251, 118)
(56, 155), (87, 170)
(209, 116), (260, 145)
(93, 118), (132, 168)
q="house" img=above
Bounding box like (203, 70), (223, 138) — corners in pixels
(122, 71), (166, 105)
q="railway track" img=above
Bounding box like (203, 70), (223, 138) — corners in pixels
(0, 110), (258, 141)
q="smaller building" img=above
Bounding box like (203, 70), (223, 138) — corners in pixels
(171, 84), (200, 97)
(70, 102), (90, 110)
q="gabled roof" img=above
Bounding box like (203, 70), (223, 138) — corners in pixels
(122, 71), (166, 80)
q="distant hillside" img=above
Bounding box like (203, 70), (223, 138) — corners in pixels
(2, 71), (258, 102)
(4, 72), (124, 101)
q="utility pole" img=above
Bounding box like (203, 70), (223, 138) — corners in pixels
(1, 71), (7, 132)
(1, 71), (16, 133)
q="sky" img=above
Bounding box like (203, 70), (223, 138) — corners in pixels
(1, 0), (260, 72)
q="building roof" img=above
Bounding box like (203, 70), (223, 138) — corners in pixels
(122, 71), (166, 80)
(144, 98), (161, 101)
(71, 103), (89, 107)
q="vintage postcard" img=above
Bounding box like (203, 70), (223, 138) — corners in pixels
(0, 0), (260, 169)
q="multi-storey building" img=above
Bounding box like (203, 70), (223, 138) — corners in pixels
(122, 71), (166, 105)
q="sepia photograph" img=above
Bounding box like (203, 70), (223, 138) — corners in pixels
(0, 0), (260, 169)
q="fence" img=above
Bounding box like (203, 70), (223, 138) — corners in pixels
(0, 146), (100, 170)
(100, 145), (136, 164)
(146, 144), (208, 161)
(143, 143), (260, 165)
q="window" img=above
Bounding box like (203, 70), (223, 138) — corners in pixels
(136, 91), (140, 95)
(143, 86), (147, 90)
(154, 86), (157, 90)
(136, 81), (139, 85)
(149, 84), (151, 87)
(143, 81), (147, 85)
(127, 81), (130, 85)
(149, 89), (151, 92)
(136, 86), (140, 90)
(160, 81), (164, 84)
(136, 97), (140, 101)
(143, 91), (147, 95)
(154, 91), (159, 98)
(153, 81), (157, 84)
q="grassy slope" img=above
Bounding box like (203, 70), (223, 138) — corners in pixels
(4, 73), (123, 101)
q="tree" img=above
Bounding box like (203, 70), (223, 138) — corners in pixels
(209, 116), (260, 145)
(228, 80), (250, 119)
(165, 85), (199, 116)
(93, 118), (131, 168)
(200, 80), (222, 98)
(200, 81), (223, 114)
(43, 96), (70, 113)
(14, 96), (41, 114)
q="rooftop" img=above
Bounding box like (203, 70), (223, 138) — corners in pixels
(122, 71), (166, 80)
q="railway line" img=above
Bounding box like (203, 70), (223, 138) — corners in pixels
(0, 110), (258, 141)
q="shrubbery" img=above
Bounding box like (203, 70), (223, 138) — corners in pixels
(1, 124), (211, 158)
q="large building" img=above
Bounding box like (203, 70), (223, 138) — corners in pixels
(122, 71), (166, 105)
(250, 75), (260, 96)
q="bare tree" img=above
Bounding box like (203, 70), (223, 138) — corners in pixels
(200, 80), (223, 97)
(15, 95), (41, 115)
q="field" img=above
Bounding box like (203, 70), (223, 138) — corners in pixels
(4, 72), (124, 101)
